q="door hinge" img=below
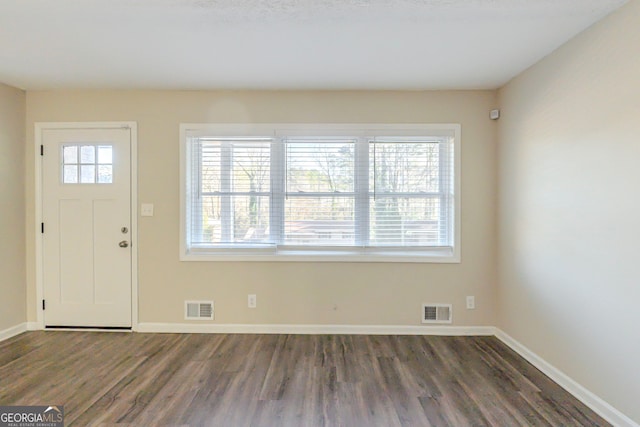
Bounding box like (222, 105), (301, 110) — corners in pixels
(41, 223), (44, 233)
(42, 300), (46, 310)
(40, 145), (44, 156)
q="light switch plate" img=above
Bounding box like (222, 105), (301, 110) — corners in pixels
(141, 203), (154, 217)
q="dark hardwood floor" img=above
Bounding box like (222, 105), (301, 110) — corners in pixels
(0, 332), (608, 426)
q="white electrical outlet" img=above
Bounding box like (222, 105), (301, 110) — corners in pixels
(248, 294), (257, 308)
(466, 296), (475, 310)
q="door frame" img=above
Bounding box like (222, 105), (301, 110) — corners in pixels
(34, 122), (139, 330)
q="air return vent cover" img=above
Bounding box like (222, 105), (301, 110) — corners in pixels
(185, 301), (214, 320)
(422, 304), (452, 324)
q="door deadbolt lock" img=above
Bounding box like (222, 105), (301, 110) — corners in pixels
(121, 227), (128, 234)
(119, 240), (129, 248)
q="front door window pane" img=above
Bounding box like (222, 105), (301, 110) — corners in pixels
(62, 144), (113, 184)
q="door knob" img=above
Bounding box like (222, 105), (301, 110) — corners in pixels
(119, 240), (129, 248)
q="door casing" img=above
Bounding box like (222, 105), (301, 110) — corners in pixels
(34, 122), (138, 330)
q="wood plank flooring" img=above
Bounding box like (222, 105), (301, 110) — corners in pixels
(0, 332), (609, 426)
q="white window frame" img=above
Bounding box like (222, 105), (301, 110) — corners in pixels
(180, 123), (461, 263)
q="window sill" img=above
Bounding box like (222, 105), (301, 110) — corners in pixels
(180, 248), (460, 263)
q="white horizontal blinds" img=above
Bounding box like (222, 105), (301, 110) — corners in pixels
(440, 137), (455, 247)
(284, 138), (356, 246)
(369, 137), (453, 247)
(184, 125), (458, 255)
(192, 137), (273, 247)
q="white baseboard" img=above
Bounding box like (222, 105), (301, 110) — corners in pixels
(26, 322), (39, 331)
(137, 322), (495, 336)
(0, 323), (28, 342)
(495, 328), (638, 427)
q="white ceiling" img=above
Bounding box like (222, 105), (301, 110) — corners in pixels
(0, 0), (627, 91)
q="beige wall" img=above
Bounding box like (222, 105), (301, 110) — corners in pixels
(26, 90), (498, 326)
(497, 0), (640, 423)
(0, 83), (26, 331)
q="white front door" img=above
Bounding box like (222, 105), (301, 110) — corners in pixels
(42, 127), (132, 328)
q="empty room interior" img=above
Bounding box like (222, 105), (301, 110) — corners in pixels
(1, 0), (639, 426)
